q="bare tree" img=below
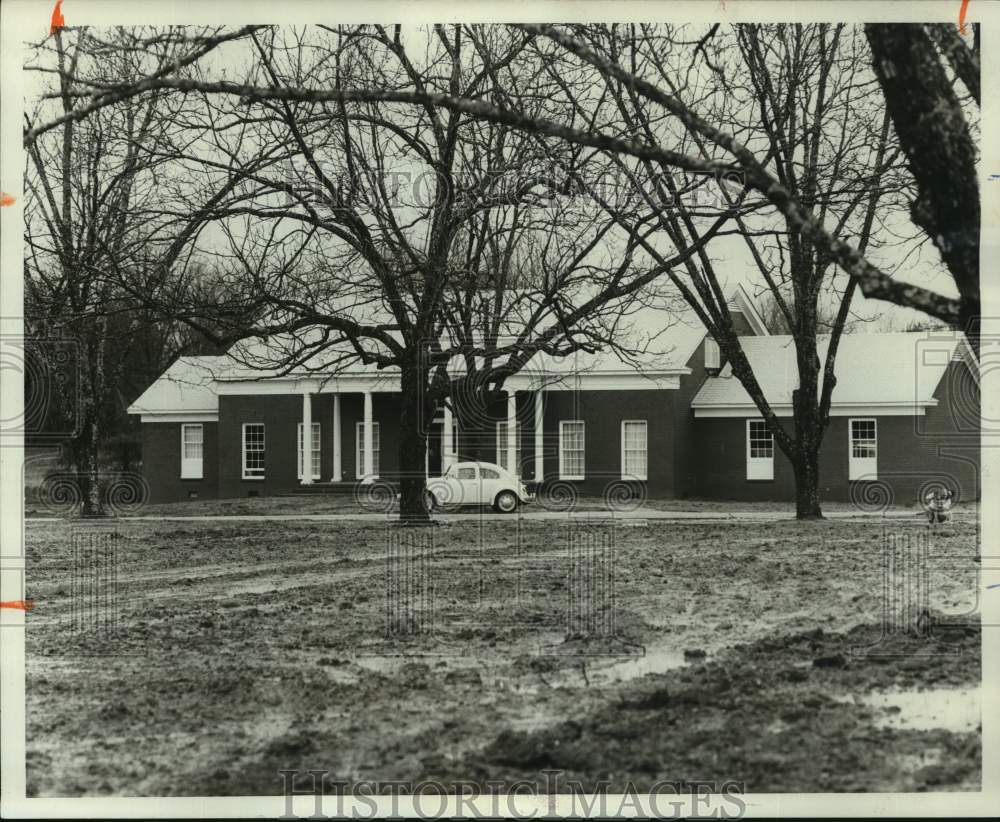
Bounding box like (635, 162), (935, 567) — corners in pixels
(497, 24), (907, 517)
(88, 26), (700, 523)
(865, 23), (980, 350)
(22, 23), (976, 519)
(23, 26), (250, 513)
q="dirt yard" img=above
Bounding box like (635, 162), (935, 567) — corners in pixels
(23, 511), (981, 796)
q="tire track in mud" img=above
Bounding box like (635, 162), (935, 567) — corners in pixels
(23, 516), (983, 795)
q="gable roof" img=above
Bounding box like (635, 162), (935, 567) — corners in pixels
(127, 285), (768, 415)
(691, 331), (974, 416)
(212, 283), (766, 381)
(127, 356), (225, 416)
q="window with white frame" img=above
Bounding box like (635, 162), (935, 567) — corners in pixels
(242, 423), (265, 479)
(559, 421), (585, 480)
(495, 421), (521, 475)
(849, 418), (877, 480)
(621, 420), (648, 480)
(704, 337), (720, 370)
(181, 424), (204, 479)
(297, 422), (321, 480)
(356, 422), (380, 478)
(746, 419), (774, 480)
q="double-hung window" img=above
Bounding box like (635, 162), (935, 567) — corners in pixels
(849, 418), (877, 480)
(621, 420), (648, 480)
(746, 419), (774, 480)
(356, 422), (380, 479)
(559, 421), (585, 480)
(242, 423), (265, 479)
(181, 424), (203, 479)
(297, 422), (321, 480)
(495, 421), (521, 475)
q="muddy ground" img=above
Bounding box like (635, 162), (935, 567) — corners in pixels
(24, 513), (981, 796)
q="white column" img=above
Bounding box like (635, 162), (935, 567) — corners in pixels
(442, 402), (454, 472)
(301, 391), (313, 484)
(534, 389), (544, 482)
(506, 391), (517, 476)
(362, 390), (374, 484)
(331, 393), (342, 482)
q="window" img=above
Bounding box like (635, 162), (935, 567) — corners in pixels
(356, 422), (380, 479)
(297, 422), (321, 480)
(704, 337), (720, 370)
(559, 421), (585, 480)
(457, 466), (477, 480)
(481, 467), (500, 480)
(849, 418), (878, 480)
(181, 424), (203, 479)
(496, 421), (522, 475)
(621, 420), (648, 480)
(242, 423), (265, 479)
(746, 419), (773, 481)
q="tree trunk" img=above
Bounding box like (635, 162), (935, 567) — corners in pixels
(79, 417), (104, 517)
(80, 327), (107, 517)
(865, 24), (980, 351)
(792, 446), (824, 520)
(396, 361), (432, 525)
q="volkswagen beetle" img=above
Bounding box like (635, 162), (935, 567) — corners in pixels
(425, 461), (533, 513)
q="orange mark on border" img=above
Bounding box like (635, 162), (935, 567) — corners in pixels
(959, 0), (971, 33)
(0, 600), (35, 611)
(50, 0), (64, 36)
(0, 193), (15, 207)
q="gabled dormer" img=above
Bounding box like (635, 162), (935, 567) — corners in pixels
(701, 283), (769, 376)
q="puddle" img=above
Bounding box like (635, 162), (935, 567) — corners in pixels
(594, 647), (692, 683)
(849, 687), (980, 732)
(353, 655), (406, 674)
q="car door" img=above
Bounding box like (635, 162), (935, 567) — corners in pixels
(454, 464), (479, 506)
(479, 465), (502, 507)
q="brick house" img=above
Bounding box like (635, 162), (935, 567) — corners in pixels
(128, 286), (980, 506)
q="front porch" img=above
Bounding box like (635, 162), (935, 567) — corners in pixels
(286, 380), (547, 487)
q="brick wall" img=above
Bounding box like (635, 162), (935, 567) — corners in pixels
(141, 421), (218, 504)
(689, 361), (981, 504)
(539, 389), (676, 497)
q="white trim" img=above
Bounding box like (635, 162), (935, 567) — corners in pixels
(331, 394), (342, 482)
(620, 420), (648, 481)
(504, 373), (682, 392)
(746, 419), (774, 481)
(558, 420), (585, 480)
(703, 338), (720, 370)
(731, 283), (770, 337)
(506, 392), (518, 476)
(139, 413), (217, 423)
(241, 423), (266, 480)
(214, 372), (683, 396)
(848, 417), (878, 481)
(180, 423), (204, 480)
(694, 401), (934, 418)
(533, 390), (544, 482)
(441, 404), (456, 472)
(216, 376), (399, 396)
(496, 420), (521, 476)
(356, 420), (380, 480)
(297, 422), (322, 480)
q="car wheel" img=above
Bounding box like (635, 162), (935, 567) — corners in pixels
(423, 489), (437, 512)
(494, 490), (519, 514)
